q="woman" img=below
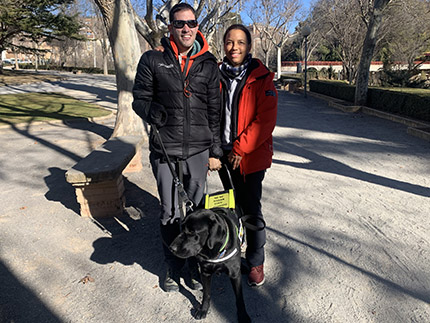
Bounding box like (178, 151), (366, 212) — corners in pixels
(218, 24), (278, 287)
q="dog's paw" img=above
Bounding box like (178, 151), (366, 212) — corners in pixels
(193, 306), (208, 320)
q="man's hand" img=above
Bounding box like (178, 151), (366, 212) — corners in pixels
(154, 45), (165, 52)
(228, 151), (242, 170)
(149, 102), (168, 128)
(208, 158), (222, 171)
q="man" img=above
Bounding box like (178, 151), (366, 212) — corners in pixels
(132, 3), (222, 292)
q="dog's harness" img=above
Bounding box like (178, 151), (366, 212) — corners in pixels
(204, 212), (242, 264)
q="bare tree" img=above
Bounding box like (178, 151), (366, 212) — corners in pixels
(198, 0), (243, 60)
(71, 0), (113, 74)
(355, 0), (392, 105)
(248, 0), (301, 74)
(93, 0), (143, 137)
(311, 0), (366, 83)
(383, 0), (430, 69)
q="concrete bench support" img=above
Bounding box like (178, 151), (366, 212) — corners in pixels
(282, 79), (299, 92)
(66, 135), (144, 218)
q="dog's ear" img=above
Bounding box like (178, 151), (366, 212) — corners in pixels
(206, 212), (223, 249)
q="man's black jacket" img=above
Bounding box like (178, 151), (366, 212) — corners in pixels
(132, 36), (222, 160)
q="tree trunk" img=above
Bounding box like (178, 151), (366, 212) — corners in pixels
(13, 51), (19, 70)
(94, 0), (145, 137)
(103, 54), (108, 75)
(355, 0), (391, 106)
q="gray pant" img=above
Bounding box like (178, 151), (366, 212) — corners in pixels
(150, 149), (209, 269)
(150, 149), (209, 225)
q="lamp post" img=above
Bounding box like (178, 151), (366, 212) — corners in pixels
(301, 25), (311, 98)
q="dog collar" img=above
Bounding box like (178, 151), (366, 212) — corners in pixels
(204, 218), (240, 264)
(205, 248), (238, 263)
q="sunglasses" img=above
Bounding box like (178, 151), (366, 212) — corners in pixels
(172, 20), (198, 29)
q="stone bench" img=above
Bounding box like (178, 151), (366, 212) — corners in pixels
(282, 79), (299, 92)
(65, 135), (144, 218)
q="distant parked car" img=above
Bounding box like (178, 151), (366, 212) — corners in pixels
(2, 58), (32, 65)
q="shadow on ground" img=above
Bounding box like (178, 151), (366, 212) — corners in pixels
(0, 261), (62, 323)
(274, 92), (430, 197)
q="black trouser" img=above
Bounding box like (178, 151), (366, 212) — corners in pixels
(219, 153), (266, 267)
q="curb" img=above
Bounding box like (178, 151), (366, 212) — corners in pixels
(360, 107), (429, 128)
(407, 127), (430, 142)
(328, 101), (362, 113)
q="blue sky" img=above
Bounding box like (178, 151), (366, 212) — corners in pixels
(241, 0), (313, 31)
(303, 0), (312, 10)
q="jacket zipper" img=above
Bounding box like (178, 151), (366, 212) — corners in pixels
(181, 55), (192, 159)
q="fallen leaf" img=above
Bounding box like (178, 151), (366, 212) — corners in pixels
(79, 275), (95, 284)
(19, 206), (27, 210)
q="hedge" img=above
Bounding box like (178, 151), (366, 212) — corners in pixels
(19, 64), (116, 75)
(309, 80), (430, 122)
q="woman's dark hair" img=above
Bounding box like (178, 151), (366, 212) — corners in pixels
(169, 3), (196, 23)
(223, 24), (252, 45)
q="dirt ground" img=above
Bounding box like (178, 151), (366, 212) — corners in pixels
(0, 74), (429, 323)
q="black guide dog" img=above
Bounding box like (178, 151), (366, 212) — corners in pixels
(170, 208), (251, 323)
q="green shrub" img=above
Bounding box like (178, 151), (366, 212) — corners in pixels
(309, 80), (355, 101)
(17, 64), (115, 75)
(368, 89), (430, 121)
(319, 67), (328, 79)
(309, 80), (430, 122)
(307, 67), (318, 79)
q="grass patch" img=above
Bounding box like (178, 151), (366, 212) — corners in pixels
(0, 69), (64, 86)
(0, 92), (112, 125)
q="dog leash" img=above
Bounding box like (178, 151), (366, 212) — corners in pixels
(152, 124), (193, 226)
(216, 166), (266, 232)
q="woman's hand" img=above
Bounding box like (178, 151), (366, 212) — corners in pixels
(228, 151), (242, 170)
(208, 157), (222, 171)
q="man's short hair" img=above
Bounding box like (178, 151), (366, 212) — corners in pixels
(169, 3), (196, 23)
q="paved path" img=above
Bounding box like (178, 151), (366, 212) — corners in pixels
(0, 73), (429, 323)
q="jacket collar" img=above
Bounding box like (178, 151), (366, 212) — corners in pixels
(245, 58), (273, 83)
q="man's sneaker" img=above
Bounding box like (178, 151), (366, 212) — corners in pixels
(247, 264), (265, 287)
(189, 263), (203, 291)
(164, 267), (180, 292)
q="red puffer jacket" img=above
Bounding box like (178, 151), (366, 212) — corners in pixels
(221, 59), (278, 175)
